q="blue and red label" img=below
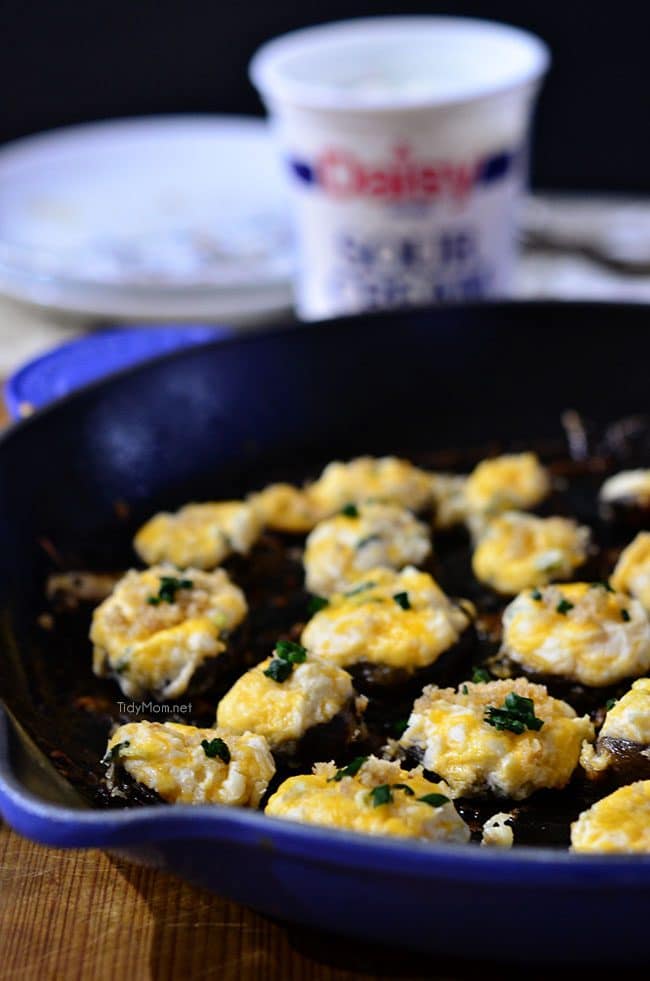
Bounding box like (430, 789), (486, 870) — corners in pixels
(289, 144), (518, 202)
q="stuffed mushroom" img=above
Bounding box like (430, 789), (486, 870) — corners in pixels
(103, 721), (275, 807)
(91, 564), (247, 700)
(134, 500), (263, 569)
(581, 678), (650, 784)
(471, 511), (590, 596)
(216, 640), (366, 766)
(304, 501), (431, 596)
(301, 566), (474, 692)
(399, 678), (594, 800)
(265, 755), (469, 844)
(500, 581), (650, 689)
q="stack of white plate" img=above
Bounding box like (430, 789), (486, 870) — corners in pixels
(0, 115), (295, 323)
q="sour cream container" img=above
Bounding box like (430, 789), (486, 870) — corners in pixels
(250, 17), (549, 319)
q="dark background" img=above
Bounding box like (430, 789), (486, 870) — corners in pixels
(0, 1), (642, 191)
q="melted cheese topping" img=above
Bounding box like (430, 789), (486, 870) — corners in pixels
(429, 473), (468, 530)
(91, 564), (247, 699)
(134, 501), (262, 569)
(471, 511), (590, 595)
(399, 678), (593, 799)
(581, 678), (650, 778)
(249, 483), (323, 534)
(464, 453), (550, 516)
(265, 756), (469, 843)
(301, 566), (470, 672)
(304, 502), (431, 596)
(600, 469), (650, 506)
(217, 656), (357, 749)
(106, 721), (274, 806)
(571, 781), (650, 853)
(611, 532), (650, 612)
(308, 456), (432, 514)
(501, 582), (650, 687)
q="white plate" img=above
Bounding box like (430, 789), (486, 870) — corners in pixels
(0, 115), (295, 322)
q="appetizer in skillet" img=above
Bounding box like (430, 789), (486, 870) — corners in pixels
(398, 678), (593, 799)
(134, 500), (262, 569)
(91, 564), (247, 699)
(581, 678), (650, 784)
(571, 780), (650, 854)
(611, 532), (650, 612)
(217, 640), (366, 765)
(104, 721), (274, 807)
(471, 511), (590, 595)
(265, 755), (469, 844)
(251, 455), (432, 534)
(500, 582), (650, 688)
(301, 566), (473, 691)
(599, 469), (650, 530)
(304, 501), (431, 596)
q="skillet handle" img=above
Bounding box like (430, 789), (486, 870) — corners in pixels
(5, 324), (230, 421)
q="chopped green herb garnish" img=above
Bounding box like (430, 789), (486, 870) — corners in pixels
(393, 591), (411, 611)
(263, 658), (293, 682)
(393, 718), (409, 737)
(461, 684), (469, 695)
(621, 608), (631, 622)
(605, 697), (618, 711)
(147, 575), (193, 605)
(263, 642), (306, 683)
(307, 595), (329, 616)
(531, 589), (543, 601)
(368, 784), (393, 807)
(201, 737), (231, 763)
(418, 792), (450, 808)
(471, 666), (491, 683)
(556, 598), (574, 615)
(344, 581), (376, 597)
(592, 580), (614, 593)
(391, 783), (415, 796)
(484, 692), (544, 735)
(329, 756), (368, 782)
(341, 503), (359, 518)
(357, 534), (382, 550)
(275, 640), (307, 664)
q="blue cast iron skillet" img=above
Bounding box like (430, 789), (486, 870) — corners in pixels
(0, 301), (648, 964)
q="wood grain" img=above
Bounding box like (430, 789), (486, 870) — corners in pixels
(0, 824), (367, 980)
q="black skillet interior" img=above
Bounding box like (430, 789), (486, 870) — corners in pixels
(0, 301), (646, 817)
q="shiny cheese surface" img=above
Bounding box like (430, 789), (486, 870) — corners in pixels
(464, 452), (550, 516)
(301, 566), (470, 672)
(600, 469), (650, 505)
(304, 502), (431, 596)
(399, 678), (593, 799)
(91, 564), (247, 699)
(471, 511), (590, 595)
(308, 456), (432, 514)
(265, 756), (469, 843)
(106, 721), (274, 806)
(571, 780), (650, 853)
(501, 582), (650, 687)
(217, 655), (357, 749)
(581, 678), (650, 777)
(134, 501), (262, 569)
(611, 532), (650, 612)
